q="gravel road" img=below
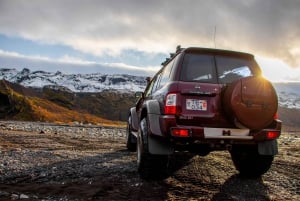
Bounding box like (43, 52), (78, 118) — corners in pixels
(0, 121), (299, 201)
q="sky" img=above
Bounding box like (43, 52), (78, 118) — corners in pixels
(0, 0), (300, 82)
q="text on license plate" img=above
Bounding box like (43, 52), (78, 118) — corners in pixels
(186, 99), (207, 111)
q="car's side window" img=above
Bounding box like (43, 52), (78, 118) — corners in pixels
(157, 59), (175, 89)
(151, 72), (162, 94)
(144, 76), (156, 97)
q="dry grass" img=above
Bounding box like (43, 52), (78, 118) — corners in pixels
(28, 97), (125, 127)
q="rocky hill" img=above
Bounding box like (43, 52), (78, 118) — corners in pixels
(0, 80), (124, 126)
(273, 82), (300, 109)
(0, 68), (299, 127)
(0, 68), (146, 92)
(1, 68), (299, 108)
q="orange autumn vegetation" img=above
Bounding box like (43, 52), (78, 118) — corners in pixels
(27, 97), (124, 127)
(0, 81), (124, 127)
(0, 80), (125, 127)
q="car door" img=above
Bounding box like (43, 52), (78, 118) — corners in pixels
(178, 53), (222, 127)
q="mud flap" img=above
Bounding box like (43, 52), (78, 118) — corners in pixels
(145, 100), (174, 155)
(148, 113), (162, 135)
(148, 135), (174, 155)
(258, 140), (278, 155)
(130, 107), (139, 131)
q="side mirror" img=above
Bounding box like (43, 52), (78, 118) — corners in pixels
(135, 91), (143, 98)
(146, 77), (151, 84)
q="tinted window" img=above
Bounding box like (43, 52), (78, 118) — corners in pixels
(180, 53), (260, 84)
(144, 77), (156, 97)
(180, 53), (217, 83)
(216, 56), (259, 84)
(152, 72), (162, 93)
(158, 59), (174, 88)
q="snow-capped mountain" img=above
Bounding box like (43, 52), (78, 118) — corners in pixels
(273, 82), (300, 109)
(0, 68), (147, 93)
(0, 68), (299, 109)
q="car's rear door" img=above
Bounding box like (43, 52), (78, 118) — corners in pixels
(177, 53), (224, 127)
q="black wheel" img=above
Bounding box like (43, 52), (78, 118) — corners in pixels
(137, 118), (168, 180)
(230, 147), (274, 178)
(126, 116), (136, 152)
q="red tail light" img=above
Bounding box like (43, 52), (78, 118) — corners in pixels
(254, 130), (281, 141)
(171, 128), (190, 137)
(266, 130), (280, 140)
(165, 93), (177, 115)
(274, 112), (279, 120)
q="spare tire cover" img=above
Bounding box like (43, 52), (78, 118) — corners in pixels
(223, 77), (278, 130)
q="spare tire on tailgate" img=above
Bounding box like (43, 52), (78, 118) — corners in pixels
(223, 76), (278, 130)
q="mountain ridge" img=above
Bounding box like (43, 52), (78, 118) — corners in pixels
(0, 68), (147, 93)
(0, 68), (299, 127)
(0, 68), (299, 109)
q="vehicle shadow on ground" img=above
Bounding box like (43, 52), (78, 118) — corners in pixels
(162, 153), (271, 201)
(211, 174), (270, 200)
(0, 148), (271, 201)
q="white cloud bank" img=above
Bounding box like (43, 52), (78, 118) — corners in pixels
(1, 49), (299, 82)
(257, 57), (300, 82)
(0, 0), (300, 68)
(0, 50), (159, 76)
(0, 0), (299, 82)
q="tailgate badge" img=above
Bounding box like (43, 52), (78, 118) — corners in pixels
(222, 130), (231, 136)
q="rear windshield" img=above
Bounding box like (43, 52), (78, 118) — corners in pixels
(180, 53), (260, 84)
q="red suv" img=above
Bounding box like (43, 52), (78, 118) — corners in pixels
(126, 47), (281, 179)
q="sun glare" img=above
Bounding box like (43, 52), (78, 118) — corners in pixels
(256, 57), (300, 82)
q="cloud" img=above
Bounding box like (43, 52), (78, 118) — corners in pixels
(0, 0), (299, 68)
(0, 50), (158, 76)
(256, 56), (300, 82)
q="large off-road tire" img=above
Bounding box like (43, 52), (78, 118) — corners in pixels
(230, 147), (274, 178)
(223, 77), (278, 130)
(126, 116), (137, 152)
(137, 118), (168, 180)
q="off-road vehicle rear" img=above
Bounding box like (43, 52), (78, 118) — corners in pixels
(126, 47), (281, 179)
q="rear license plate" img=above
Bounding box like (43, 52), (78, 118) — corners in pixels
(186, 99), (207, 111)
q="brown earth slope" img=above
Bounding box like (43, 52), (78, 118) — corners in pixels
(0, 80), (122, 126)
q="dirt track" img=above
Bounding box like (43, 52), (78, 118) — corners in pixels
(0, 122), (299, 201)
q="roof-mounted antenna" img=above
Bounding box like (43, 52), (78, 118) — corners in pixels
(214, 26), (217, 49)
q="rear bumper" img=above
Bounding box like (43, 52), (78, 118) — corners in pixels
(159, 115), (282, 143)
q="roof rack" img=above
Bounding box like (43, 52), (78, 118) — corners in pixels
(161, 45), (184, 66)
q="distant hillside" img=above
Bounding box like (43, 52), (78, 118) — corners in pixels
(278, 107), (300, 128)
(0, 68), (146, 92)
(273, 82), (300, 109)
(272, 82), (300, 127)
(41, 87), (137, 122)
(0, 68), (299, 109)
(0, 80), (123, 126)
(0, 68), (299, 127)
